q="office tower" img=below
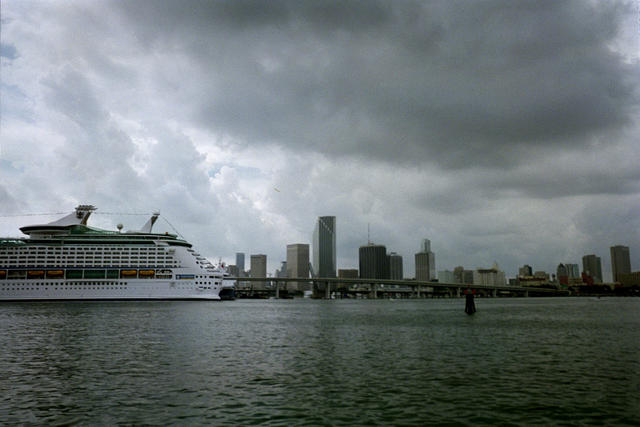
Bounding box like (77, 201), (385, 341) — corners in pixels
(519, 265), (533, 277)
(236, 253), (245, 274)
(473, 263), (506, 286)
(275, 261), (288, 278)
(359, 244), (388, 279)
(453, 266), (464, 284)
(438, 270), (455, 283)
(338, 269), (359, 278)
(415, 239), (435, 281)
(287, 243), (310, 291)
(338, 269), (359, 289)
(566, 263), (580, 278)
(388, 252), (403, 280)
(312, 216), (336, 278)
(415, 252), (435, 281)
(582, 254), (602, 283)
(250, 254), (267, 287)
(610, 245), (631, 282)
(228, 265), (239, 277)
(462, 270), (474, 284)
(557, 264), (569, 285)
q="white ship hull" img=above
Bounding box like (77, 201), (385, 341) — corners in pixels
(0, 278), (220, 301)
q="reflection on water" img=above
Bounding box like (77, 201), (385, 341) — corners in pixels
(1, 298), (639, 425)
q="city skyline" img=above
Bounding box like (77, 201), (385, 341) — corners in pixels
(231, 222), (635, 284)
(1, 1), (638, 283)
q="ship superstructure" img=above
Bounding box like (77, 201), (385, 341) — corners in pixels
(0, 205), (222, 300)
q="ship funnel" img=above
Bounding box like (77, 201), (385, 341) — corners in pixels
(76, 205), (97, 225)
(140, 212), (160, 233)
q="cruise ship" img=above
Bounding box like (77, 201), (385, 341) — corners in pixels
(0, 205), (223, 300)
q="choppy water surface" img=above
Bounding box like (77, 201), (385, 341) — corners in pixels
(1, 297), (639, 425)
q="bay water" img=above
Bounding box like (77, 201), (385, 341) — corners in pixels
(1, 297), (639, 425)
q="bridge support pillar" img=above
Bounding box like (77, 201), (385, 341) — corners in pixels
(456, 287), (461, 298)
(370, 284), (377, 299)
(524, 290), (529, 297)
(492, 288), (497, 297)
(275, 281), (279, 299)
(326, 282), (330, 299)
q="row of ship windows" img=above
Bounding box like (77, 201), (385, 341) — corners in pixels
(7, 282), (128, 286)
(1, 282), (129, 290)
(0, 248), (171, 252)
(0, 255), (174, 259)
(0, 261), (180, 268)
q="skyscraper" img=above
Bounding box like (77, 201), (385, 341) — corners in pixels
(287, 243), (310, 291)
(610, 245), (631, 282)
(236, 252), (245, 274)
(566, 263), (580, 278)
(415, 239), (435, 281)
(519, 265), (533, 277)
(557, 263), (569, 285)
(250, 254), (267, 287)
(312, 216), (336, 278)
(359, 244), (388, 279)
(388, 252), (403, 280)
(582, 254), (602, 283)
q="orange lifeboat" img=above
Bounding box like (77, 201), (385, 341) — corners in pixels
(138, 270), (155, 277)
(120, 270), (138, 277)
(46, 270), (64, 278)
(27, 270), (45, 277)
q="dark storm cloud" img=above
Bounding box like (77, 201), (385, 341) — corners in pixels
(110, 0), (638, 168)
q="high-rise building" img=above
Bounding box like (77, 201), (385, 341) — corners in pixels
(388, 252), (403, 280)
(359, 244), (388, 279)
(415, 239), (435, 281)
(610, 245), (631, 283)
(566, 263), (580, 278)
(275, 261), (288, 278)
(473, 263), (506, 286)
(438, 270), (455, 283)
(582, 254), (602, 283)
(338, 268), (359, 289)
(287, 243), (310, 291)
(312, 216), (336, 278)
(250, 254), (267, 287)
(338, 269), (359, 278)
(557, 263), (569, 285)
(453, 266), (464, 284)
(227, 264), (239, 277)
(518, 265), (533, 277)
(236, 252), (245, 274)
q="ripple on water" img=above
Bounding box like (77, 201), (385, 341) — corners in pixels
(0, 298), (639, 425)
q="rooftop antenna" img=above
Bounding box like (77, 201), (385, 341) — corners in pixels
(367, 223), (370, 245)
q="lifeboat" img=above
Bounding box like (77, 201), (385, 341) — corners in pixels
(46, 270), (64, 277)
(0, 270), (6, 277)
(138, 270), (155, 277)
(27, 270), (45, 277)
(120, 270), (138, 277)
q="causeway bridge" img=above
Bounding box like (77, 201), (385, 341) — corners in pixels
(227, 277), (568, 299)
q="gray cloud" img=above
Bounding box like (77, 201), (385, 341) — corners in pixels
(1, 0), (639, 279)
(104, 0), (640, 169)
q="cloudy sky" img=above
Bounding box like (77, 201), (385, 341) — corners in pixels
(1, 0), (639, 280)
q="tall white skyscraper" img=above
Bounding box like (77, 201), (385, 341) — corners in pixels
(312, 216), (336, 278)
